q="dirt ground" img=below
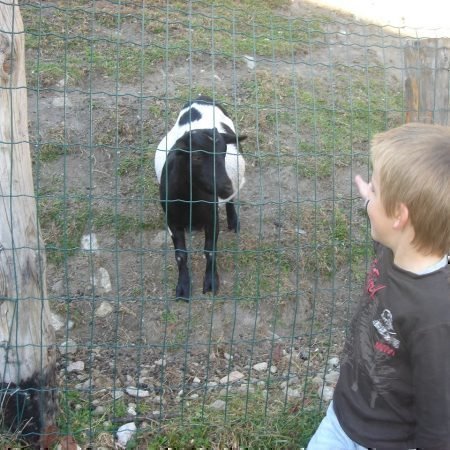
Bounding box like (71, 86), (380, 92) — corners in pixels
(23, 0), (410, 443)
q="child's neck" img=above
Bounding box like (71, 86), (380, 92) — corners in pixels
(392, 245), (445, 274)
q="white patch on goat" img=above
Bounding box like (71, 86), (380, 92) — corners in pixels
(155, 101), (245, 202)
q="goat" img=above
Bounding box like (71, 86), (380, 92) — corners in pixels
(155, 96), (246, 300)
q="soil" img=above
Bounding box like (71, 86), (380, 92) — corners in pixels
(24, 0), (408, 442)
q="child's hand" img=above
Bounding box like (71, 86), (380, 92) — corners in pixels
(355, 175), (371, 205)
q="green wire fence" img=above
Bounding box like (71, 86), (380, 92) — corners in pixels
(1, 0), (446, 447)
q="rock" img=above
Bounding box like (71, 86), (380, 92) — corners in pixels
(116, 422), (136, 449)
(127, 405), (137, 416)
(51, 312), (65, 331)
(67, 361), (85, 373)
(319, 385), (334, 402)
(125, 387), (150, 398)
(219, 371), (245, 384)
(81, 233), (99, 252)
(58, 338), (77, 355)
(75, 379), (91, 390)
(238, 385), (255, 394)
(325, 370), (340, 385)
(95, 301), (113, 318)
(209, 399), (226, 410)
(93, 267), (112, 294)
(327, 357), (340, 369)
(269, 365), (277, 374)
(93, 406), (105, 416)
(253, 362), (268, 372)
(285, 388), (302, 398)
(193, 377), (201, 383)
(243, 55), (256, 70)
(152, 395), (166, 405)
(312, 376), (324, 387)
(111, 389), (124, 400)
(298, 350), (309, 360)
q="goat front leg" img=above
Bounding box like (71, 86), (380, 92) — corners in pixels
(170, 227), (191, 301)
(203, 219), (220, 295)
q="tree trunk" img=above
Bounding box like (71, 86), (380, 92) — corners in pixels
(0, 1), (57, 447)
(404, 38), (450, 125)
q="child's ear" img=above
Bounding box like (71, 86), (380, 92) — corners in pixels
(393, 203), (409, 229)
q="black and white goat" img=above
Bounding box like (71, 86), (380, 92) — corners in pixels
(155, 96), (246, 300)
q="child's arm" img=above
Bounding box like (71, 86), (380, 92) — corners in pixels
(355, 174), (371, 204)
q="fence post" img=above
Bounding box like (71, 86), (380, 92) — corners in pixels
(0, 1), (57, 447)
(404, 37), (450, 125)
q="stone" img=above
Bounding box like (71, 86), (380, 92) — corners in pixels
(93, 267), (112, 294)
(125, 387), (150, 398)
(95, 301), (113, 318)
(67, 361), (85, 373)
(325, 370), (340, 385)
(319, 385), (334, 402)
(58, 338), (77, 355)
(219, 371), (245, 384)
(116, 422), (136, 449)
(51, 312), (65, 331)
(209, 399), (226, 410)
(81, 233), (99, 252)
(253, 362), (268, 372)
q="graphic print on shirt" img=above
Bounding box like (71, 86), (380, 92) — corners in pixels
(366, 257), (386, 300)
(373, 309), (400, 357)
(340, 253), (397, 396)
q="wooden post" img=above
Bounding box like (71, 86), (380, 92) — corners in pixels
(0, 1), (57, 447)
(404, 38), (450, 125)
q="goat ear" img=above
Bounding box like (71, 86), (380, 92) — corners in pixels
(222, 132), (247, 145)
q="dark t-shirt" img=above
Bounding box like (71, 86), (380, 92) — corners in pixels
(333, 244), (450, 449)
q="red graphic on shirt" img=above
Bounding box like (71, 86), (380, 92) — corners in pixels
(366, 258), (386, 300)
(375, 340), (396, 356)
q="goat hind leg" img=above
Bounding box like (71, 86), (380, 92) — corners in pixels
(226, 200), (239, 232)
(203, 222), (219, 294)
(171, 228), (191, 300)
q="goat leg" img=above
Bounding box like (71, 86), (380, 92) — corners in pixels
(226, 200), (239, 232)
(170, 227), (191, 301)
(203, 220), (220, 294)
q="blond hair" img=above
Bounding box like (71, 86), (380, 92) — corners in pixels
(371, 122), (450, 255)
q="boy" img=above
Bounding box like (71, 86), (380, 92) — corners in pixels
(308, 123), (450, 450)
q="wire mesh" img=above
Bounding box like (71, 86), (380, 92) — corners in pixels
(0, 0), (446, 447)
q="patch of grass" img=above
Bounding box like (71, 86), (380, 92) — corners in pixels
(140, 392), (324, 448)
(220, 241), (294, 301)
(238, 68), (402, 177)
(38, 195), (89, 265)
(58, 390), (128, 445)
(22, 1), (325, 86)
(32, 126), (70, 164)
(92, 208), (159, 235)
(116, 150), (161, 201)
(288, 201), (371, 277)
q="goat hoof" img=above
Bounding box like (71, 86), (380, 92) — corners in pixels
(176, 284), (190, 301)
(227, 219), (239, 233)
(203, 275), (219, 295)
